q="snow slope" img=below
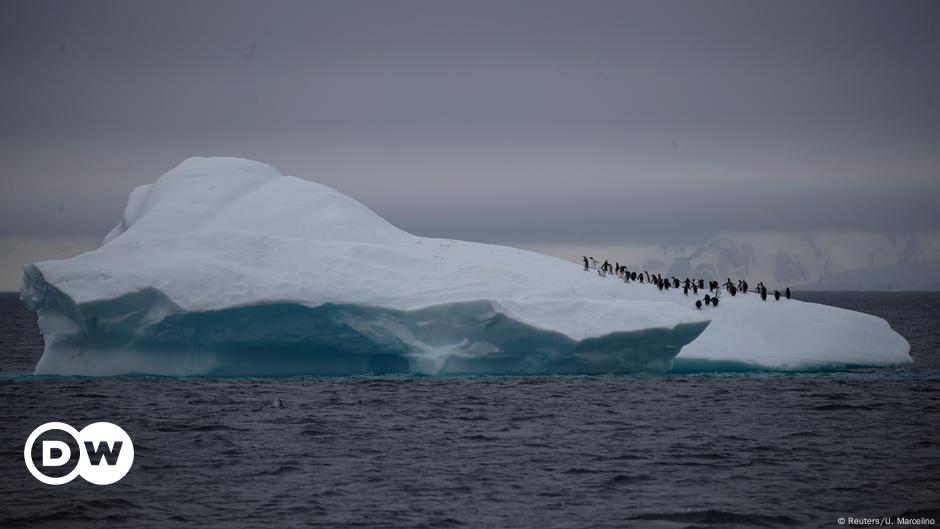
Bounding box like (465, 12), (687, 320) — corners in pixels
(20, 157), (911, 375)
(675, 294), (910, 371)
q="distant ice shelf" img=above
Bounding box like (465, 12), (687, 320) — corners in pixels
(20, 157), (911, 376)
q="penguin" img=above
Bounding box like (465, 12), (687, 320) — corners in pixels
(742, 281), (749, 294)
(729, 285), (737, 296)
(761, 289), (767, 301)
(695, 300), (702, 310)
(785, 287), (791, 300)
(774, 290), (781, 301)
(692, 284), (698, 294)
(683, 285), (689, 296)
(712, 297), (720, 307)
(704, 294), (712, 305)
(583, 256), (589, 271)
(698, 279), (705, 289)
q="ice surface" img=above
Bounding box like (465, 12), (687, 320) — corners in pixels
(20, 157), (910, 375)
(675, 295), (911, 371)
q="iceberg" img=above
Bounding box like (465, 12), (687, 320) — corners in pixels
(20, 157), (911, 376)
(674, 297), (911, 371)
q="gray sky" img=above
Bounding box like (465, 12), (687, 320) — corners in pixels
(1, 0), (939, 287)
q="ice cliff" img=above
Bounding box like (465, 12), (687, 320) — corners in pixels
(20, 157), (911, 376)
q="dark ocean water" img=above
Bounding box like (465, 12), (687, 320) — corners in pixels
(0, 291), (938, 528)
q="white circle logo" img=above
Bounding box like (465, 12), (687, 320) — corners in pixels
(24, 422), (134, 485)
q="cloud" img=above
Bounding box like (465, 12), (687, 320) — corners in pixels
(1, 0), (938, 251)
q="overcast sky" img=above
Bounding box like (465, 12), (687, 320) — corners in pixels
(1, 0), (939, 287)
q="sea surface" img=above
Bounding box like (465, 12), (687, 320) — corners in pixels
(0, 291), (938, 528)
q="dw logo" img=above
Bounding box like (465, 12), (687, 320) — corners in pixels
(23, 422), (134, 485)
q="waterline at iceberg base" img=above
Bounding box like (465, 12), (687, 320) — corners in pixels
(20, 157), (910, 376)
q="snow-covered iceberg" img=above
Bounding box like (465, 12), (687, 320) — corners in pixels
(20, 157), (911, 376)
(675, 297), (911, 371)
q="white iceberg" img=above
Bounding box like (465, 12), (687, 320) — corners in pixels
(675, 297), (911, 371)
(20, 157), (911, 376)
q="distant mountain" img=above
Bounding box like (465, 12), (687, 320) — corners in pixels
(802, 258), (940, 291)
(632, 232), (940, 290)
